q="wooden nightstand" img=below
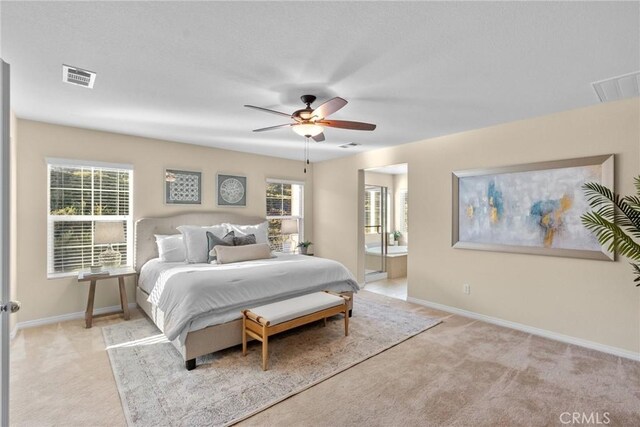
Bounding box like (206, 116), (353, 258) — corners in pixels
(78, 268), (137, 328)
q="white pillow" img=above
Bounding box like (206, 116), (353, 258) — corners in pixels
(177, 225), (228, 263)
(214, 243), (272, 264)
(154, 234), (186, 263)
(224, 221), (269, 245)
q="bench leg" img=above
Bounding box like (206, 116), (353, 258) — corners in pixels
(262, 325), (269, 371)
(185, 359), (196, 371)
(323, 317), (327, 327)
(344, 304), (349, 336)
(242, 314), (247, 356)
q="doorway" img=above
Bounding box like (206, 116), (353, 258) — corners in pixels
(362, 164), (408, 299)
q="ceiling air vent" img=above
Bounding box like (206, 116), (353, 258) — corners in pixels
(62, 64), (96, 89)
(592, 71), (639, 103)
(339, 142), (361, 149)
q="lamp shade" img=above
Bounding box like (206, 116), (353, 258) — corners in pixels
(95, 221), (125, 244)
(292, 123), (323, 137)
(280, 219), (299, 235)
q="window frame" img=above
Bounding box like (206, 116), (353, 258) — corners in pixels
(265, 178), (304, 251)
(46, 158), (134, 278)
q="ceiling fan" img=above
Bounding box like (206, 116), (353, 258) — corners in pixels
(244, 94), (376, 142)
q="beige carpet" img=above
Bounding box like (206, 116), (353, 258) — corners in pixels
(242, 294), (640, 427)
(10, 291), (640, 426)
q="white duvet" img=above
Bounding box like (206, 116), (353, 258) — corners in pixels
(140, 254), (359, 342)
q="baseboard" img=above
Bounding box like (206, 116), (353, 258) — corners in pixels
(406, 296), (640, 362)
(16, 302), (138, 330)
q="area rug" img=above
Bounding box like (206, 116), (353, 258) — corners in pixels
(103, 296), (441, 427)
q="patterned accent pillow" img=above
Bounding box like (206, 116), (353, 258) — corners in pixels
(233, 233), (257, 246)
(224, 222), (269, 244)
(207, 230), (235, 263)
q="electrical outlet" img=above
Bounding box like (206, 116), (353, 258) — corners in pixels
(463, 283), (471, 295)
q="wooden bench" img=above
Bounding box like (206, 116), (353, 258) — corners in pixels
(242, 291), (351, 370)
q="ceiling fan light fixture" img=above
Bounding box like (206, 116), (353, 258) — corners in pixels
(292, 123), (323, 137)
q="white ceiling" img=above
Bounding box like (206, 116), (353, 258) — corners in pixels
(1, 2), (639, 162)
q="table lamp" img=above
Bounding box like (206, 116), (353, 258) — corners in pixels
(280, 219), (299, 253)
(95, 221), (125, 268)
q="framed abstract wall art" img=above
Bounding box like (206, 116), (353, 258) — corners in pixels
(452, 155), (614, 260)
(217, 174), (247, 207)
(165, 169), (202, 204)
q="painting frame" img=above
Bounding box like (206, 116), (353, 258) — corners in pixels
(216, 173), (247, 208)
(164, 169), (202, 205)
(452, 155), (614, 261)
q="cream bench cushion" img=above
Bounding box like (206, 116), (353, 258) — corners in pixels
(249, 292), (344, 326)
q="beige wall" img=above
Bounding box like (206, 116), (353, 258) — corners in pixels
(313, 98), (640, 353)
(15, 119), (313, 323)
(364, 171), (394, 189)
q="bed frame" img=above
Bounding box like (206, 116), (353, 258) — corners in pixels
(134, 211), (353, 371)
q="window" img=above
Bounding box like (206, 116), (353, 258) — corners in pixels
(47, 159), (133, 277)
(364, 187), (390, 234)
(364, 189), (381, 234)
(266, 180), (304, 251)
(399, 189), (408, 233)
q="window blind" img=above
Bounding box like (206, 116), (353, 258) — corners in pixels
(365, 189), (382, 234)
(399, 189), (408, 233)
(47, 161), (133, 276)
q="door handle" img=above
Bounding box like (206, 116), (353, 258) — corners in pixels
(0, 300), (20, 313)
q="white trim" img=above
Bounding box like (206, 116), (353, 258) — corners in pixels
(9, 326), (17, 341)
(15, 303), (138, 330)
(266, 178), (305, 186)
(406, 296), (640, 362)
(46, 157), (133, 170)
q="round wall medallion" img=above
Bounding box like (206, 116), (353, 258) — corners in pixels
(220, 178), (245, 204)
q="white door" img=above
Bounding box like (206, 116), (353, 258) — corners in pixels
(0, 59), (19, 427)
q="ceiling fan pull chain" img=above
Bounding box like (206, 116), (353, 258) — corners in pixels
(304, 136), (308, 173)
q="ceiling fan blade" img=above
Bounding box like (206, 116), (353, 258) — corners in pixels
(318, 120), (376, 131)
(312, 97), (347, 120)
(312, 132), (325, 142)
(252, 123), (293, 132)
(244, 105), (292, 118)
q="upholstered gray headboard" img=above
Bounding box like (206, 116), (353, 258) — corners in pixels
(134, 211), (266, 271)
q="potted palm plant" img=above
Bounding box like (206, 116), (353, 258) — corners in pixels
(581, 176), (640, 286)
(297, 241), (313, 255)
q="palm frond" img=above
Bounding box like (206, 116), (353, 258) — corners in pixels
(583, 177), (640, 288)
(632, 263), (640, 286)
(625, 195), (640, 213)
(581, 211), (640, 261)
(583, 182), (640, 238)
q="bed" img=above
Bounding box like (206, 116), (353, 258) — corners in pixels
(134, 212), (359, 370)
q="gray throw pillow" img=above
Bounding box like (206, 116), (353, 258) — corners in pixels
(207, 230), (235, 263)
(233, 233), (257, 246)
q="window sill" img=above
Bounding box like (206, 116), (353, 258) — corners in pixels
(47, 272), (80, 280)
